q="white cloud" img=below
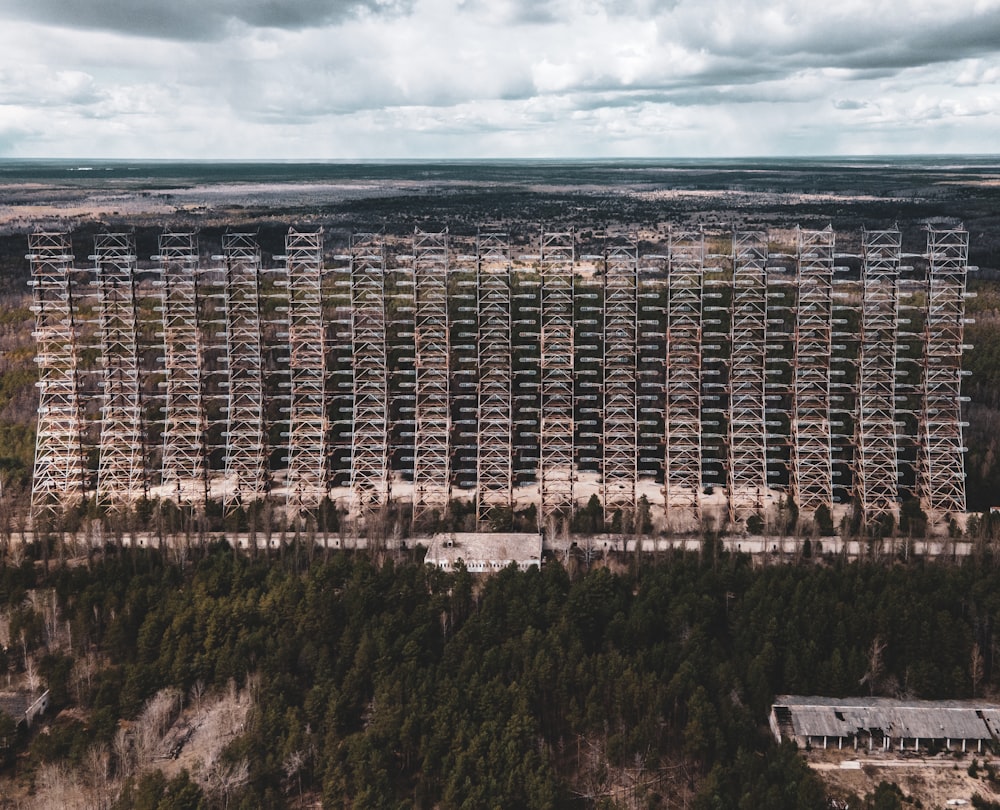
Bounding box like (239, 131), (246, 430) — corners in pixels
(0, 0), (998, 157)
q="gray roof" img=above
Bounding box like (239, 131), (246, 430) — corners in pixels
(774, 696), (1000, 740)
(424, 532), (543, 565)
(0, 692), (34, 720)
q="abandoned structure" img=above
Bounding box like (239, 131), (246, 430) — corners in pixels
(423, 532), (543, 573)
(771, 696), (1000, 753)
(27, 224), (972, 534)
(0, 690), (50, 733)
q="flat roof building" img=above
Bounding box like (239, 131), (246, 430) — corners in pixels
(771, 695), (1000, 754)
(423, 532), (542, 573)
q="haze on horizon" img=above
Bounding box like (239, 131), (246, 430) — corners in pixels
(0, 0), (998, 161)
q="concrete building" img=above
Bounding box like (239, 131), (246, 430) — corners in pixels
(771, 695), (1000, 754)
(423, 532), (542, 573)
(0, 689), (50, 739)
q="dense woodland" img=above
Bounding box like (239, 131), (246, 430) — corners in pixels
(4, 544), (1000, 807)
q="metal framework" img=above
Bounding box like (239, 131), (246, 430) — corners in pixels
(411, 229), (451, 528)
(29, 232), (87, 522)
(538, 230), (576, 525)
(221, 232), (269, 509)
(349, 233), (390, 516)
(728, 231), (769, 520)
(791, 227), (835, 516)
(27, 224), (976, 537)
(664, 230), (704, 524)
(94, 232), (147, 511)
(284, 229), (328, 516)
(918, 226), (969, 516)
(855, 228), (902, 528)
(475, 231), (514, 524)
(157, 231), (208, 506)
(602, 235), (639, 517)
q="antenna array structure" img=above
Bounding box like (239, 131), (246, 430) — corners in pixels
(411, 229), (452, 529)
(728, 231), (769, 521)
(475, 231), (514, 525)
(855, 228), (902, 529)
(538, 231), (576, 526)
(664, 230), (705, 526)
(220, 233), (269, 510)
(28, 233), (87, 523)
(919, 227), (970, 516)
(26, 225), (974, 534)
(349, 233), (390, 519)
(157, 232), (208, 507)
(284, 229), (328, 517)
(94, 232), (147, 511)
(791, 227), (835, 516)
(602, 234), (639, 519)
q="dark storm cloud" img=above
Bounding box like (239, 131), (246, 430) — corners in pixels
(825, 11), (1000, 72)
(2, 0), (410, 40)
(695, 6), (1000, 75)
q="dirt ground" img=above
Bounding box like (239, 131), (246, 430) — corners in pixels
(806, 747), (1000, 806)
(157, 682), (252, 783)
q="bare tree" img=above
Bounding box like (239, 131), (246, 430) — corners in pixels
(207, 756), (250, 810)
(135, 687), (182, 769)
(84, 742), (114, 810)
(190, 678), (207, 712)
(972, 642), (986, 698)
(113, 724), (134, 783)
(860, 635), (887, 696)
(282, 749), (306, 804)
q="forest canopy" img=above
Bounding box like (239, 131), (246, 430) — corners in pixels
(3, 544), (1000, 808)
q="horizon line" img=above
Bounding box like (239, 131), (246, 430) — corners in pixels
(2, 153), (1000, 164)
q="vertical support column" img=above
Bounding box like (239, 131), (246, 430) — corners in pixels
(157, 231), (208, 508)
(855, 228), (901, 529)
(412, 229), (451, 530)
(29, 232), (87, 523)
(791, 227), (835, 518)
(221, 232), (268, 510)
(539, 230), (576, 527)
(728, 231), (769, 522)
(919, 226), (969, 518)
(94, 232), (147, 511)
(602, 234), (639, 520)
(284, 229), (328, 517)
(349, 233), (390, 520)
(476, 231), (513, 525)
(664, 229), (704, 528)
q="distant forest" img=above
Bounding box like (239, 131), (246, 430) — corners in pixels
(4, 544), (1000, 807)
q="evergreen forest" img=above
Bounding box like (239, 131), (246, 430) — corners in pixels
(4, 543), (1000, 808)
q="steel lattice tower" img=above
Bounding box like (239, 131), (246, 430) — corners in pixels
(539, 230), (576, 525)
(284, 229), (328, 516)
(412, 229), (451, 529)
(728, 231), (769, 521)
(791, 227), (835, 516)
(602, 235), (639, 517)
(475, 231), (514, 525)
(221, 233), (268, 509)
(94, 233), (147, 510)
(664, 230), (704, 525)
(918, 226), (969, 517)
(157, 231), (208, 506)
(349, 233), (390, 516)
(855, 228), (902, 528)
(29, 232), (87, 522)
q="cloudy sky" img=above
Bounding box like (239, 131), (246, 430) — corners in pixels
(0, 0), (998, 159)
